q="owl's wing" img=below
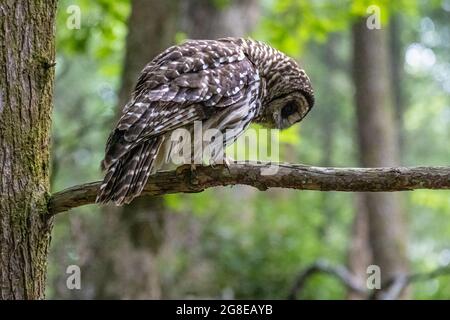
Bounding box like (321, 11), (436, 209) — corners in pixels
(103, 41), (260, 169)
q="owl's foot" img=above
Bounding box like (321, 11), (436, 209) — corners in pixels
(175, 162), (198, 184)
(208, 156), (234, 171)
(223, 156), (234, 167)
(223, 156), (235, 174)
(208, 159), (217, 169)
(189, 162), (199, 185)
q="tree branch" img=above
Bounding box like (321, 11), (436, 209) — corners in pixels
(287, 260), (367, 299)
(377, 265), (450, 300)
(47, 162), (450, 215)
(288, 260), (450, 300)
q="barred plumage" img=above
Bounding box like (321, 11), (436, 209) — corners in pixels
(97, 38), (314, 205)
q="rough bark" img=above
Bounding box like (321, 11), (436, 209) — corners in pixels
(0, 0), (57, 299)
(48, 163), (450, 215)
(353, 20), (409, 298)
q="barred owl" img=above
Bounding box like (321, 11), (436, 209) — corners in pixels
(97, 38), (314, 205)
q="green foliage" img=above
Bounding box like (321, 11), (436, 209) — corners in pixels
(257, 0), (419, 56)
(48, 1), (131, 298)
(165, 188), (353, 298)
(212, 0), (233, 10)
(57, 0), (129, 74)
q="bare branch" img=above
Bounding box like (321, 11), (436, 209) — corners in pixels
(378, 265), (450, 300)
(288, 260), (450, 300)
(48, 162), (450, 215)
(287, 260), (366, 299)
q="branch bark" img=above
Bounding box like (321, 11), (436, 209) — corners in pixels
(47, 162), (450, 215)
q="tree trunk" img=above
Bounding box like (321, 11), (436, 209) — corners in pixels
(94, 0), (260, 299)
(117, 0), (180, 111)
(346, 194), (372, 299)
(389, 15), (406, 156)
(180, 0), (260, 38)
(93, 0), (180, 299)
(0, 0), (57, 299)
(352, 19), (408, 299)
(317, 35), (340, 238)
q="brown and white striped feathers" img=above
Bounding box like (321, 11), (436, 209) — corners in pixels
(97, 38), (314, 205)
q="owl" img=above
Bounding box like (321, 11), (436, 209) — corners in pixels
(97, 38), (314, 205)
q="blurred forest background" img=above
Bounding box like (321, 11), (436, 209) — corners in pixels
(48, 0), (450, 299)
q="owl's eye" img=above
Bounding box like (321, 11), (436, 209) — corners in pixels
(281, 101), (297, 118)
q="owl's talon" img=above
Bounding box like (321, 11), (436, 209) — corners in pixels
(223, 156), (234, 174)
(209, 159), (217, 169)
(224, 156), (233, 167)
(189, 162), (199, 185)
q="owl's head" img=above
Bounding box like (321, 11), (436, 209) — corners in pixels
(222, 38), (315, 129)
(260, 58), (314, 130)
(239, 39), (314, 129)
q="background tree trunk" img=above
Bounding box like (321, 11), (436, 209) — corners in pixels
(180, 0), (260, 38)
(117, 0), (180, 112)
(0, 0), (57, 299)
(94, 0), (180, 299)
(179, 0), (261, 235)
(347, 195), (372, 299)
(389, 15), (406, 156)
(352, 19), (409, 299)
(317, 35), (340, 238)
(109, 0), (180, 299)
(94, 0), (259, 299)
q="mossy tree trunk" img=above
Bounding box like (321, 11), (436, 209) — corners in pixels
(0, 0), (57, 299)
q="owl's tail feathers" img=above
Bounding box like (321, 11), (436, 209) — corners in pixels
(96, 138), (163, 206)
